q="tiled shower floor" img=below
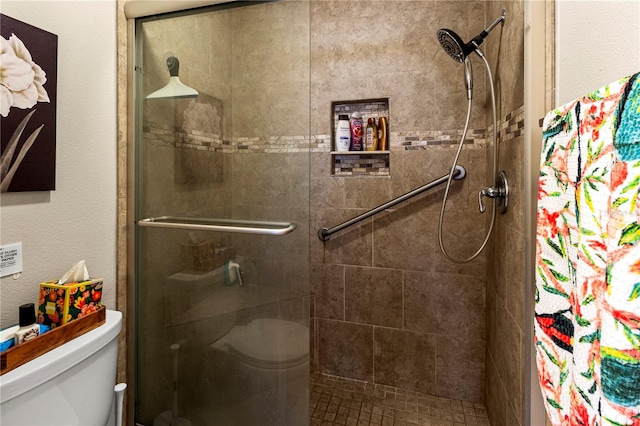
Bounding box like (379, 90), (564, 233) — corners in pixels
(311, 373), (490, 426)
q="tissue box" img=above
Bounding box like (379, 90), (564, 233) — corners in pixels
(181, 240), (217, 272)
(37, 278), (103, 327)
(181, 241), (236, 273)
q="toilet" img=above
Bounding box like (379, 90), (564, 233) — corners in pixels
(209, 318), (309, 425)
(0, 309), (122, 425)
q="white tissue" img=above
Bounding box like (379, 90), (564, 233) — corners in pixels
(188, 231), (208, 244)
(57, 260), (90, 284)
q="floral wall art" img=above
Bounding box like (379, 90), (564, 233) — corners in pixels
(1, 14), (57, 192)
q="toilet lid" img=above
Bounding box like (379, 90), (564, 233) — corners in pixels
(220, 319), (309, 368)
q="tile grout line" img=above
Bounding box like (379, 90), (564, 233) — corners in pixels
(342, 265), (346, 322)
(310, 372), (491, 425)
(372, 326), (376, 387)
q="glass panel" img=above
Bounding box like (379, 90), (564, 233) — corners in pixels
(134, 2), (310, 425)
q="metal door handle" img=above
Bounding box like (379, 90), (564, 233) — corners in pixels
(138, 216), (296, 236)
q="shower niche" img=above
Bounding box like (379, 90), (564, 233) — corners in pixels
(330, 98), (390, 177)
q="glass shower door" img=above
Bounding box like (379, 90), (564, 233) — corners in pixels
(133, 3), (310, 425)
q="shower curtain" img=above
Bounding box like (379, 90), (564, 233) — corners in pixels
(535, 72), (640, 426)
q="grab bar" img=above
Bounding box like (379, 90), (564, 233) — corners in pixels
(138, 216), (296, 236)
(318, 165), (466, 241)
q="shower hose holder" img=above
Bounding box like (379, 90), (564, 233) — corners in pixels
(479, 171), (508, 214)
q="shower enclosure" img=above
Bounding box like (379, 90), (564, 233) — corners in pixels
(125, 0), (535, 425)
(132, 2), (311, 425)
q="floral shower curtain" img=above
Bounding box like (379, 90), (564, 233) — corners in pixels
(536, 72), (640, 426)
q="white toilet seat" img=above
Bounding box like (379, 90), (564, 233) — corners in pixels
(211, 318), (309, 369)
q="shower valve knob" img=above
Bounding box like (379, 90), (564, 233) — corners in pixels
(478, 190), (487, 213)
(478, 171), (509, 214)
(478, 186), (502, 213)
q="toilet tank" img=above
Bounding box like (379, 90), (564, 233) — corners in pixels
(0, 309), (122, 425)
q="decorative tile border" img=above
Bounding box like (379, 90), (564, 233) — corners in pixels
(332, 153), (390, 176)
(333, 100), (389, 117)
(143, 122), (228, 151)
(311, 135), (331, 152)
(234, 135), (312, 153)
(395, 129), (486, 150)
(144, 104), (524, 155)
(144, 120), (313, 153)
(492, 104), (525, 144)
(312, 129), (488, 153)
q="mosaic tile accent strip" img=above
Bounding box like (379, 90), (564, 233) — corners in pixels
(143, 104), (526, 156)
(314, 130), (487, 154)
(488, 104), (525, 145)
(312, 135), (332, 153)
(311, 373), (490, 426)
(233, 135), (313, 153)
(395, 129), (486, 150)
(144, 121), (313, 153)
(143, 122), (178, 147)
(334, 100), (389, 117)
(332, 153), (390, 176)
(500, 104), (525, 142)
(143, 121), (229, 152)
(333, 101), (389, 132)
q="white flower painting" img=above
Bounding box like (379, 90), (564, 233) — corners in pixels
(0, 14), (57, 192)
(1, 33), (50, 117)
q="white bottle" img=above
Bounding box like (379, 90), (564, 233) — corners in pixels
(14, 303), (40, 345)
(335, 114), (351, 152)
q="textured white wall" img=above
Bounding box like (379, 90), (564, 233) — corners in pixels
(556, 0), (640, 105)
(0, 1), (117, 328)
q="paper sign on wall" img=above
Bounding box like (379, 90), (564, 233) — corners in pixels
(0, 242), (23, 278)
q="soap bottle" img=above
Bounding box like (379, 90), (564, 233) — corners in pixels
(378, 116), (388, 150)
(350, 112), (363, 151)
(14, 303), (39, 345)
(365, 117), (378, 151)
(335, 114), (351, 151)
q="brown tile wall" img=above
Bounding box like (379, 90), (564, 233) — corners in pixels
(312, 178), (489, 403)
(485, 117), (526, 426)
(120, 0), (528, 419)
(483, 1), (526, 425)
(310, 151), (490, 400)
(310, 0), (493, 405)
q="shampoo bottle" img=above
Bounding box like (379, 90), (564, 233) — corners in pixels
(14, 303), (39, 345)
(335, 114), (351, 151)
(365, 117), (378, 151)
(350, 112), (363, 151)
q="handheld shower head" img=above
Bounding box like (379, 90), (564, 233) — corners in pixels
(436, 29), (470, 63)
(437, 9), (505, 100)
(437, 30), (474, 99)
(464, 56), (473, 100)
(437, 9), (506, 62)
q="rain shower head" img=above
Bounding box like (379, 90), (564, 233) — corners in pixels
(146, 55), (198, 100)
(437, 9), (506, 62)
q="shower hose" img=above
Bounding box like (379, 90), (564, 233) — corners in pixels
(438, 51), (498, 263)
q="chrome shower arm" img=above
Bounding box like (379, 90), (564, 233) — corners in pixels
(484, 8), (506, 36)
